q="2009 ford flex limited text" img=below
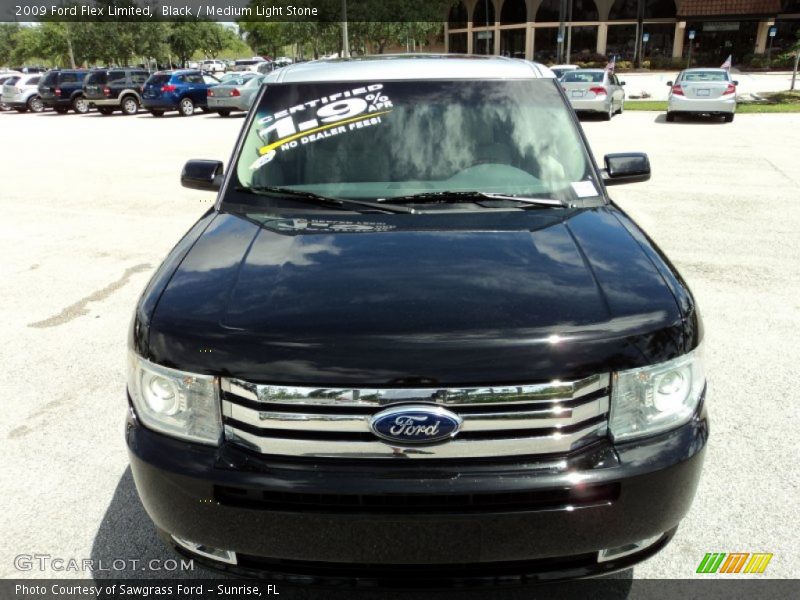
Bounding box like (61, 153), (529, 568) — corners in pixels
(126, 56), (708, 586)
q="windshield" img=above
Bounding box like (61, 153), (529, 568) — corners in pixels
(233, 79), (600, 205)
(221, 73), (256, 85)
(562, 71), (604, 83)
(681, 71), (729, 82)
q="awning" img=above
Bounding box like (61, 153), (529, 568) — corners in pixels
(678, 0), (781, 18)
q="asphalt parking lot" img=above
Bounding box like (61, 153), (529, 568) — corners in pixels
(1, 106), (798, 590)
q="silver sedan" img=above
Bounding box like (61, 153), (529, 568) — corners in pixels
(666, 68), (737, 122)
(206, 73), (265, 117)
(561, 69), (625, 120)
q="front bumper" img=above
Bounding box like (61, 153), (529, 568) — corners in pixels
(668, 95), (736, 114)
(127, 394), (708, 585)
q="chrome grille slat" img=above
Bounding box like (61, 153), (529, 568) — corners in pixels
(224, 421), (607, 459)
(221, 374), (608, 407)
(221, 374), (610, 459)
(222, 396), (609, 433)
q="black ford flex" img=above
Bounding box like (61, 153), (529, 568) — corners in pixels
(127, 56), (708, 586)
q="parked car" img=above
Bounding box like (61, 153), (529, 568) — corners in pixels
(561, 68), (625, 120)
(141, 70), (212, 117)
(232, 58), (264, 73)
(0, 72), (22, 110)
(549, 64), (579, 79)
(202, 74), (220, 86)
(38, 69), (91, 114)
(83, 67), (150, 116)
(206, 73), (265, 116)
(2, 72), (44, 112)
(200, 59), (226, 74)
(127, 55), (707, 584)
(666, 68), (737, 123)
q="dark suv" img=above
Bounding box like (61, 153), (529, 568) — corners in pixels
(141, 70), (211, 117)
(83, 68), (150, 115)
(38, 69), (90, 114)
(127, 56), (708, 586)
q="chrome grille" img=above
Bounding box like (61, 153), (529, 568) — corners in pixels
(221, 374), (610, 459)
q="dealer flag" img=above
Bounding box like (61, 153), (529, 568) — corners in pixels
(721, 55), (732, 70)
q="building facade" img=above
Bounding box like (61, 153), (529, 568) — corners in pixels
(446, 1), (800, 65)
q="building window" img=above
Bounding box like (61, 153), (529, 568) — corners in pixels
(500, 0), (527, 24)
(473, 0), (496, 26)
(449, 32), (469, 53)
(773, 19), (800, 53)
(569, 26), (598, 58)
(606, 24), (637, 59)
(501, 28), (527, 57)
(781, 1), (800, 12)
(473, 30), (495, 54)
(609, 0), (676, 20)
(684, 20), (759, 65)
(448, 1), (468, 29)
(640, 23), (675, 58)
(536, 0), (561, 22)
(571, 0), (599, 22)
(534, 27), (560, 62)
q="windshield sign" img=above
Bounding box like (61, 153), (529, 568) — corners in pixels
(234, 79), (600, 204)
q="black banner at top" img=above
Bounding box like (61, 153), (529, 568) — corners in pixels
(1, 0), (456, 22)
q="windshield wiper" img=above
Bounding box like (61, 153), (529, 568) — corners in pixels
(376, 191), (567, 208)
(236, 186), (416, 214)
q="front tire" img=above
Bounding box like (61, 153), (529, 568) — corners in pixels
(724, 113), (734, 123)
(28, 96), (44, 113)
(179, 97), (195, 116)
(72, 96), (89, 114)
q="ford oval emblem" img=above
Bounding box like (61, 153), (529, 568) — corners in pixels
(370, 405), (462, 445)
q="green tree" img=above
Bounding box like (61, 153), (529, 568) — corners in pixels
(198, 22), (239, 59)
(167, 21), (207, 66)
(0, 23), (21, 66)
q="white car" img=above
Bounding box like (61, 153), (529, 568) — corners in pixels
(666, 68), (737, 123)
(549, 64), (579, 80)
(1, 72), (44, 112)
(201, 60), (226, 74)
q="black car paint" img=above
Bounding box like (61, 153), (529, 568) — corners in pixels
(134, 207), (697, 386)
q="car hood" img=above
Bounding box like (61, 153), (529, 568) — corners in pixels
(143, 207), (694, 385)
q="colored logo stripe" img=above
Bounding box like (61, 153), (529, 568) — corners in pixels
(744, 553), (773, 574)
(696, 552), (772, 574)
(697, 553), (726, 573)
(720, 553), (749, 573)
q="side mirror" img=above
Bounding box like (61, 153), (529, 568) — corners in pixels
(602, 153), (651, 186)
(181, 159), (224, 191)
(620, 81), (626, 86)
(666, 81), (673, 87)
(732, 80), (739, 86)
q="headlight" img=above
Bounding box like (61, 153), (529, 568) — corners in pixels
(609, 345), (705, 442)
(127, 352), (221, 445)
